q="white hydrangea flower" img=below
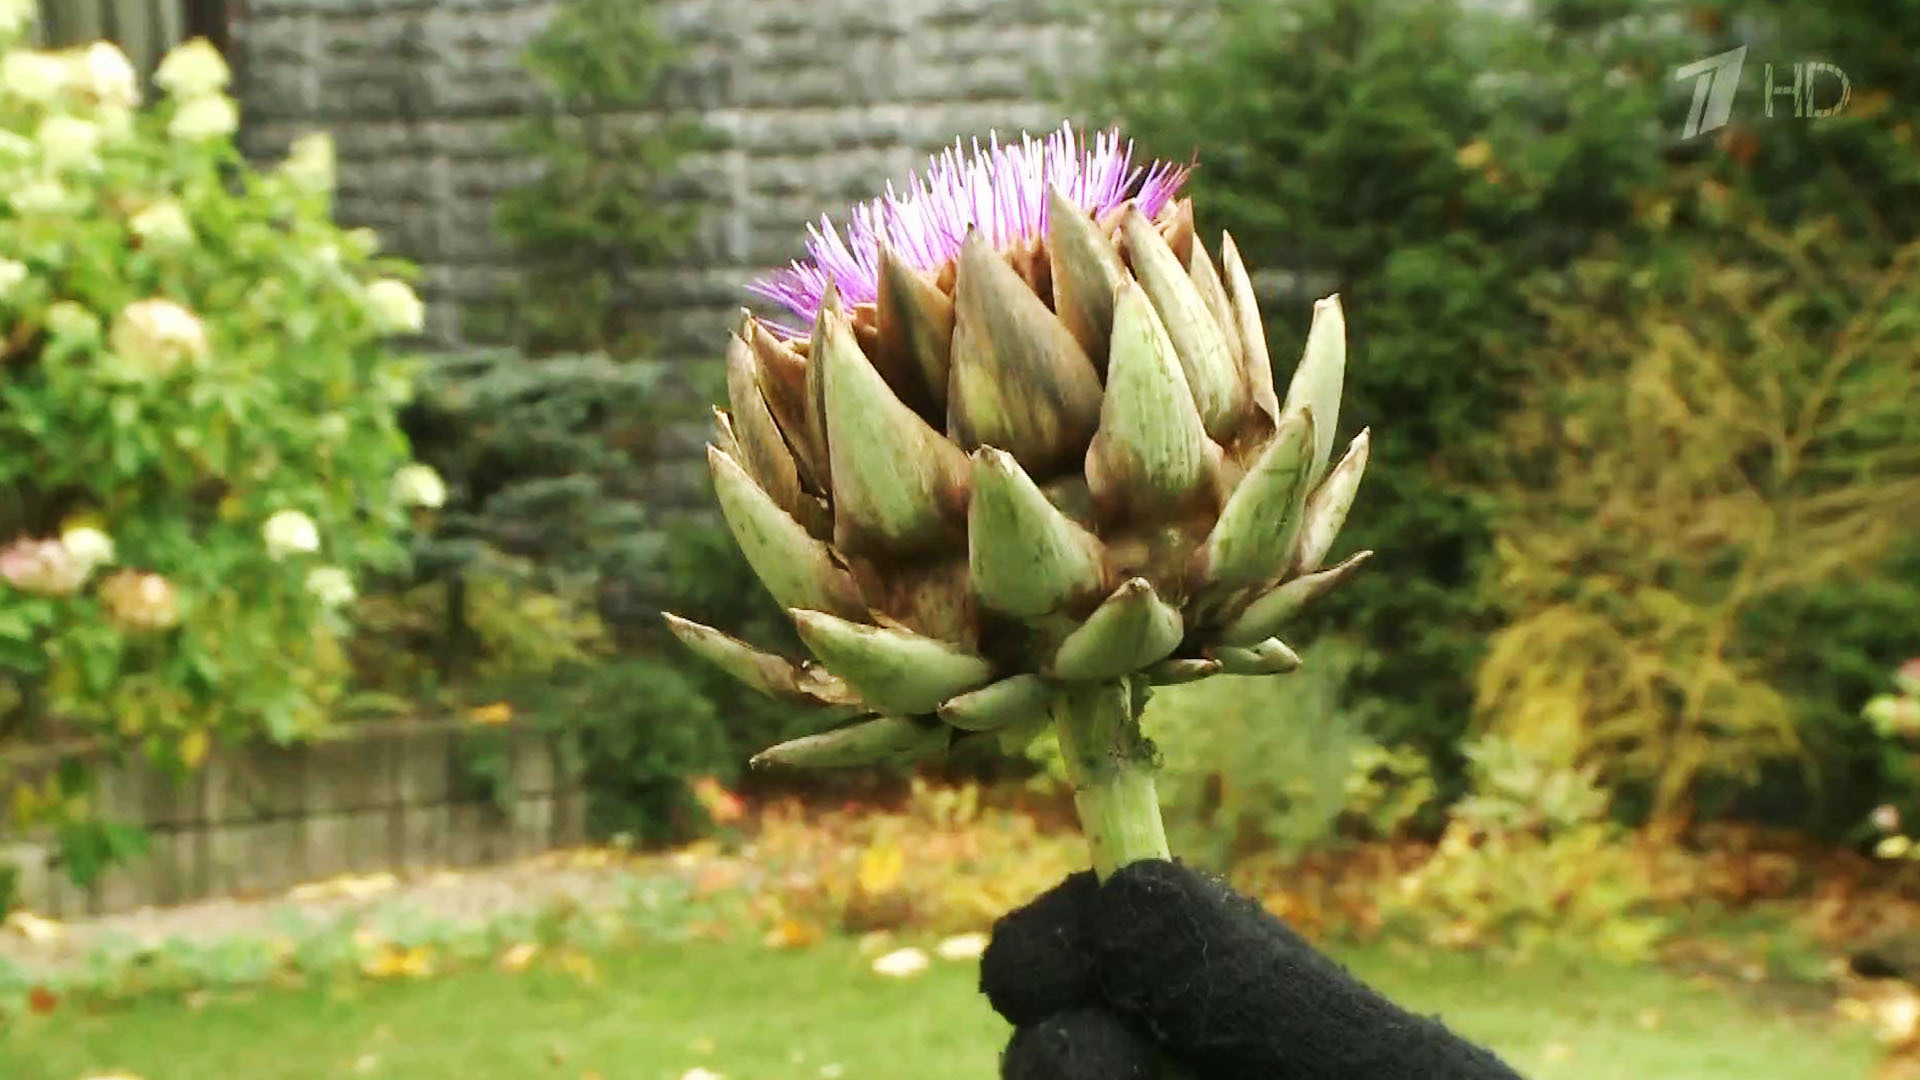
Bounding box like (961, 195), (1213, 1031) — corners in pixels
(343, 228), (381, 258)
(1, 50), (66, 104)
(59, 525), (115, 572)
(282, 132), (335, 194)
(0, 0), (35, 37)
(0, 537), (84, 596)
(375, 364), (416, 405)
(99, 570), (180, 630)
(262, 509), (321, 560)
(365, 279), (425, 334)
(304, 565), (356, 608)
(35, 114), (100, 172)
(67, 42), (139, 109)
(154, 38), (230, 99)
(130, 200), (194, 249)
(315, 413), (349, 441)
(168, 94), (238, 142)
(390, 464), (447, 509)
(8, 178), (71, 215)
(0, 258), (26, 300)
(107, 298), (210, 380)
(44, 300), (99, 341)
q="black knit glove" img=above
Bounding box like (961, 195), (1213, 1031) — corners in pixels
(979, 860), (1528, 1080)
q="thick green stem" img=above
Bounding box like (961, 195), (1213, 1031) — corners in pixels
(1050, 679), (1192, 1080)
(1049, 677), (1169, 879)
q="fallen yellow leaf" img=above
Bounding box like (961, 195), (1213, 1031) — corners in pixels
(857, 843), (904, 895)
(557, 948), (598, 984)
(291, 872), (398, 902)
(763, 918), (824, 950)
(499, 942), (540, 972)
(4, 910), (65, 945)
(361, 944), (433, 980)
(466, 701), (513, 726)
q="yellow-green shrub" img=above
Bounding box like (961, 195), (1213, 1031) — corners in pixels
(1480, 220), (1920, 823)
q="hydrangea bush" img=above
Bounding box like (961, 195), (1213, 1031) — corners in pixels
(0, 25), (438, 828)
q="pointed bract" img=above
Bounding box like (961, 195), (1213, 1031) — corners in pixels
(875, 244), (954, 417)
(939, 674), (1052, 732)
(1220, 550), (1373, 646)
(1283, 295), (1346, 484)
(1120, 204), (1248, 440)
(711, 406), (743, 464)
(1208, 637), (1302, 676)
(727, 332), (806, 516)
(1194, 407), (1316, 590)
(663, 613), (861, 711)
(791, 608), (994, 715)
(1220, 233), (1280, 423)
(1086, 280), (1216, 523)
(709, 445), (865, 619)
(1188, 236), (1244, 370)
(1048, 578), (1183, 682)
(968, 447), (1108, 618)
(746, 312), (827, 492)
(948, 231), (1105, 476)
(1146, 658), (1222, 685)
(819, 303), (971, 555)
(752, 716), (949, 770)
(1292, 429), (1370, 574)
(806, 287), (846, 492)
(1157, 197), (1196, 265)
(1047, 187), (1129, 373)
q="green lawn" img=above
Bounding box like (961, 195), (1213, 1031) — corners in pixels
(2, 938), (1879, 1080)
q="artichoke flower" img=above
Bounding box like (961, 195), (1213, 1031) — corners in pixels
(665, 123), (1371, 876)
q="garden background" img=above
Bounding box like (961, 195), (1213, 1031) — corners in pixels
(3, 0), (1919, 1078)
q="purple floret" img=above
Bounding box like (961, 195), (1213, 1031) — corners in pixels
(748, 122), (1189, 337)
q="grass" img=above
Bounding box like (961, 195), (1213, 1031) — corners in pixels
(1, 936), (1881, 1080)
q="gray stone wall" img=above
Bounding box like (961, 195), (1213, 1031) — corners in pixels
(231, 0), (1112, 364)
(4, 720), (585, 916)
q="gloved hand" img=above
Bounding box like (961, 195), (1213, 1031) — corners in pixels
(979, 859), (1528, 1080)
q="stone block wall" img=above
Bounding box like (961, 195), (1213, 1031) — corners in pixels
(229, 0), (1119, 364)
(2, 720), (585, 916)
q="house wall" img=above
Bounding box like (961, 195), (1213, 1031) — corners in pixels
(230, 0), (1117, 361)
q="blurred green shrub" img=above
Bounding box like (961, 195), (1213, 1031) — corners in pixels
(1143, 639), (1436, 869)
(1680, 0), (1920, 833)
(1075, 0), (1694, 772)
(359, 0), (807, 843)
(0, 32), (430, 877)
(1381, 735), (1670, 963)
(485, 0), (713, 355)
(1481, 222), (1920, 827)
(1080, 0), (1920, 831)
(350, 348), (816, 844)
